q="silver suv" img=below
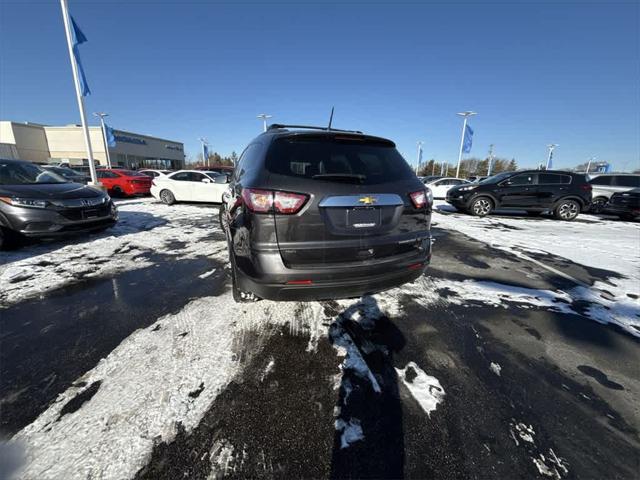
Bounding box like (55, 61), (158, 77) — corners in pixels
(588, 174), (640, 212)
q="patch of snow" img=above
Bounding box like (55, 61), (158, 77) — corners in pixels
(198, 268), (217, 279)
(432, 202), (640, 337)
(260, 358), (275, 382)
(532, 449), (569, 479)
(10, 292), (315, 480)
(208, 439), (236, 478)
(335, 418), (364, 449)
(490, 362), (502, 376)
(0, 199), (222, 307)
(330, 322), (381, 393)
(395, 362), (445, 416)
(514, 422), (535, 444)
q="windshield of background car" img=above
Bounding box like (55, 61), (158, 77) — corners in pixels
(0, 161), (68, 185)
(478, 172), (513, 185)
(265, 135), (415, 185)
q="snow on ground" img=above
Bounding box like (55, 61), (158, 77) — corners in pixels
(395, 362), (445, 416)
(432, 202), (640, 337)
(0, 198), (222, 307)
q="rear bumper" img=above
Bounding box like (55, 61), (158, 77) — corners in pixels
(234, 237), (431, 301)
(603, 204), (640, 217)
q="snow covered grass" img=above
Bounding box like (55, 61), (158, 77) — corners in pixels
(0, 198), (222, 307)
(432, 202), (640, 337)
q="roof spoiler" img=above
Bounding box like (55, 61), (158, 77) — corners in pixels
(267, 124), (364, 135)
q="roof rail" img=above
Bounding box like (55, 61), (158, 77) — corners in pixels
(267, 124), (363, 134)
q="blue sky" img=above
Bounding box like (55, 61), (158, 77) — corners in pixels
(1, 0), (639, 171)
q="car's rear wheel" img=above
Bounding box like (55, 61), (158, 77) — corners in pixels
(227, 241), (259, 303)
(112, 186), (126, 198)
(159, 189), (176, 205)
(554, 199), (580, 221)
(590, 196), (608, 213)
(469, 197), (493, 217)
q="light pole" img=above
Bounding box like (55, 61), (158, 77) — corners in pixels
(585, 156), (596, 174)
(546, 144), (558, 170)
(257, 114), (272, 132)
(455, 111), (477, 178)
(199, 137), (209, 167)
(93, 112), (112, 169)
(487, 144), (495, 176)
(415, 141), (423, 175)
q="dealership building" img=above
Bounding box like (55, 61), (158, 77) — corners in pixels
(0, 121), (185, 170)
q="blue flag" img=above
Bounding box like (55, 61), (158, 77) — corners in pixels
(462, 124), (473, 154)
(547, 150), (553, 169)
(203, 144), (209, 161)
(105, 124), (116, 147)
(70, 16), (90, 96)
(417, 145), (423, 167)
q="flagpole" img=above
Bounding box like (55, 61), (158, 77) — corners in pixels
(455, 111), (476, 178)
(94, 112), (112, 169)
(60, 0), (99, 186)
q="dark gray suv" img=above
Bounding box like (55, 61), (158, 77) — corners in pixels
(220, 125), (432, 302)
(0, 159), (117, 248)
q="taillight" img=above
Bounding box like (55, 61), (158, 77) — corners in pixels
(409, 190), (428, 209)
(581, 184), (592, 192)
(241, 188), (309, 214)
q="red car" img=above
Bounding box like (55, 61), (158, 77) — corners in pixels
(96, 169), (152, 196)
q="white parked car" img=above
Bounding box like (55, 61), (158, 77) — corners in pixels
(425, 177), (470, 199)
(139, 169), (173, 178)
(150, 170), (230, 204)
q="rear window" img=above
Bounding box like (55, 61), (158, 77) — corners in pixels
(117, 170), (144, 177)
(265, 135), (415, 185)
(539, 173), (572, 184)
(615, 176), (640, 187)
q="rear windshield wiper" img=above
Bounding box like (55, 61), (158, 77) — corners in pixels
(312, 173), (366, 183)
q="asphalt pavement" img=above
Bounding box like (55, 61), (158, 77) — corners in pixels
(1, 201), (638, 480)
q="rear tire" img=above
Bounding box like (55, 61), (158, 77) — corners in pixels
(159, 189), (176, 205)
(228, 244), (259, 303)
(554, 199), (580, 221)
(469, 197), (494, 217)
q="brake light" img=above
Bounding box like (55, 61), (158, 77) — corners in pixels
(286, 279), (313, 285)
(242, 188), (308, 214)
(580, 184), (592, 192)
(409, 190), (428, 209)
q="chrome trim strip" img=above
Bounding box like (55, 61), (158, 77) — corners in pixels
(318, 194), (403, 208)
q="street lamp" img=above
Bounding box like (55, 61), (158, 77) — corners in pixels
(416, 141), (423, 175)
(93, 112), (112, 169)
(455, 111), (477, 178)
(546, 144), (559, 170)
(257, 114), (272, 132)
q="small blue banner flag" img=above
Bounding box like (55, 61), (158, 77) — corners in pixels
(70, 16), (90, 96)
(462, 124), (474, 154)
(203, 144), (209, 161)
(547, 150), (553, 169)
(105, 124), (116, 147)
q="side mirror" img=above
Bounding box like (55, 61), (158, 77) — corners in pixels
(201, 178), (212, 184)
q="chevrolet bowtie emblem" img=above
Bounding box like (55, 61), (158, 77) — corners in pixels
(358, 196), (377, 205)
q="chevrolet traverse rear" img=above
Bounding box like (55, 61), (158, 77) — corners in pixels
(220, 125), (432, 302)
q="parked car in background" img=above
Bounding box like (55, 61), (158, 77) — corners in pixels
(602, 188), (640, 221)
(588, 174), (640, 213)
(96, 169), (152, 197)
(0, 159), (116, 248)
(446, 170), (592, 220)
(425, 177), (470, 199)
(150, 170), (229, 204)
(220, 124), (432, 302)
(139, 169), (172, 178)
(42, 165), (89, 184)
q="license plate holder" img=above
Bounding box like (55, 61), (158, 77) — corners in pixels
(346, 207), (380, 229)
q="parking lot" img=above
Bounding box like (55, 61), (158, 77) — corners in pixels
(1, 198), (639, 480)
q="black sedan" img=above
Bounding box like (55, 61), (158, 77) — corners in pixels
(0, 159), (117, 248)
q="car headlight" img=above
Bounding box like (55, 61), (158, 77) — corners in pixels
(458, 185), (477, 192)
(0, 197), (49, 208)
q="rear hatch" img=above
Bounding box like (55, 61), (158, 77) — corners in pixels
(264, 133), (430, 268)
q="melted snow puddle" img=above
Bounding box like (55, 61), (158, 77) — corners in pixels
(396, 362), (445, 416)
